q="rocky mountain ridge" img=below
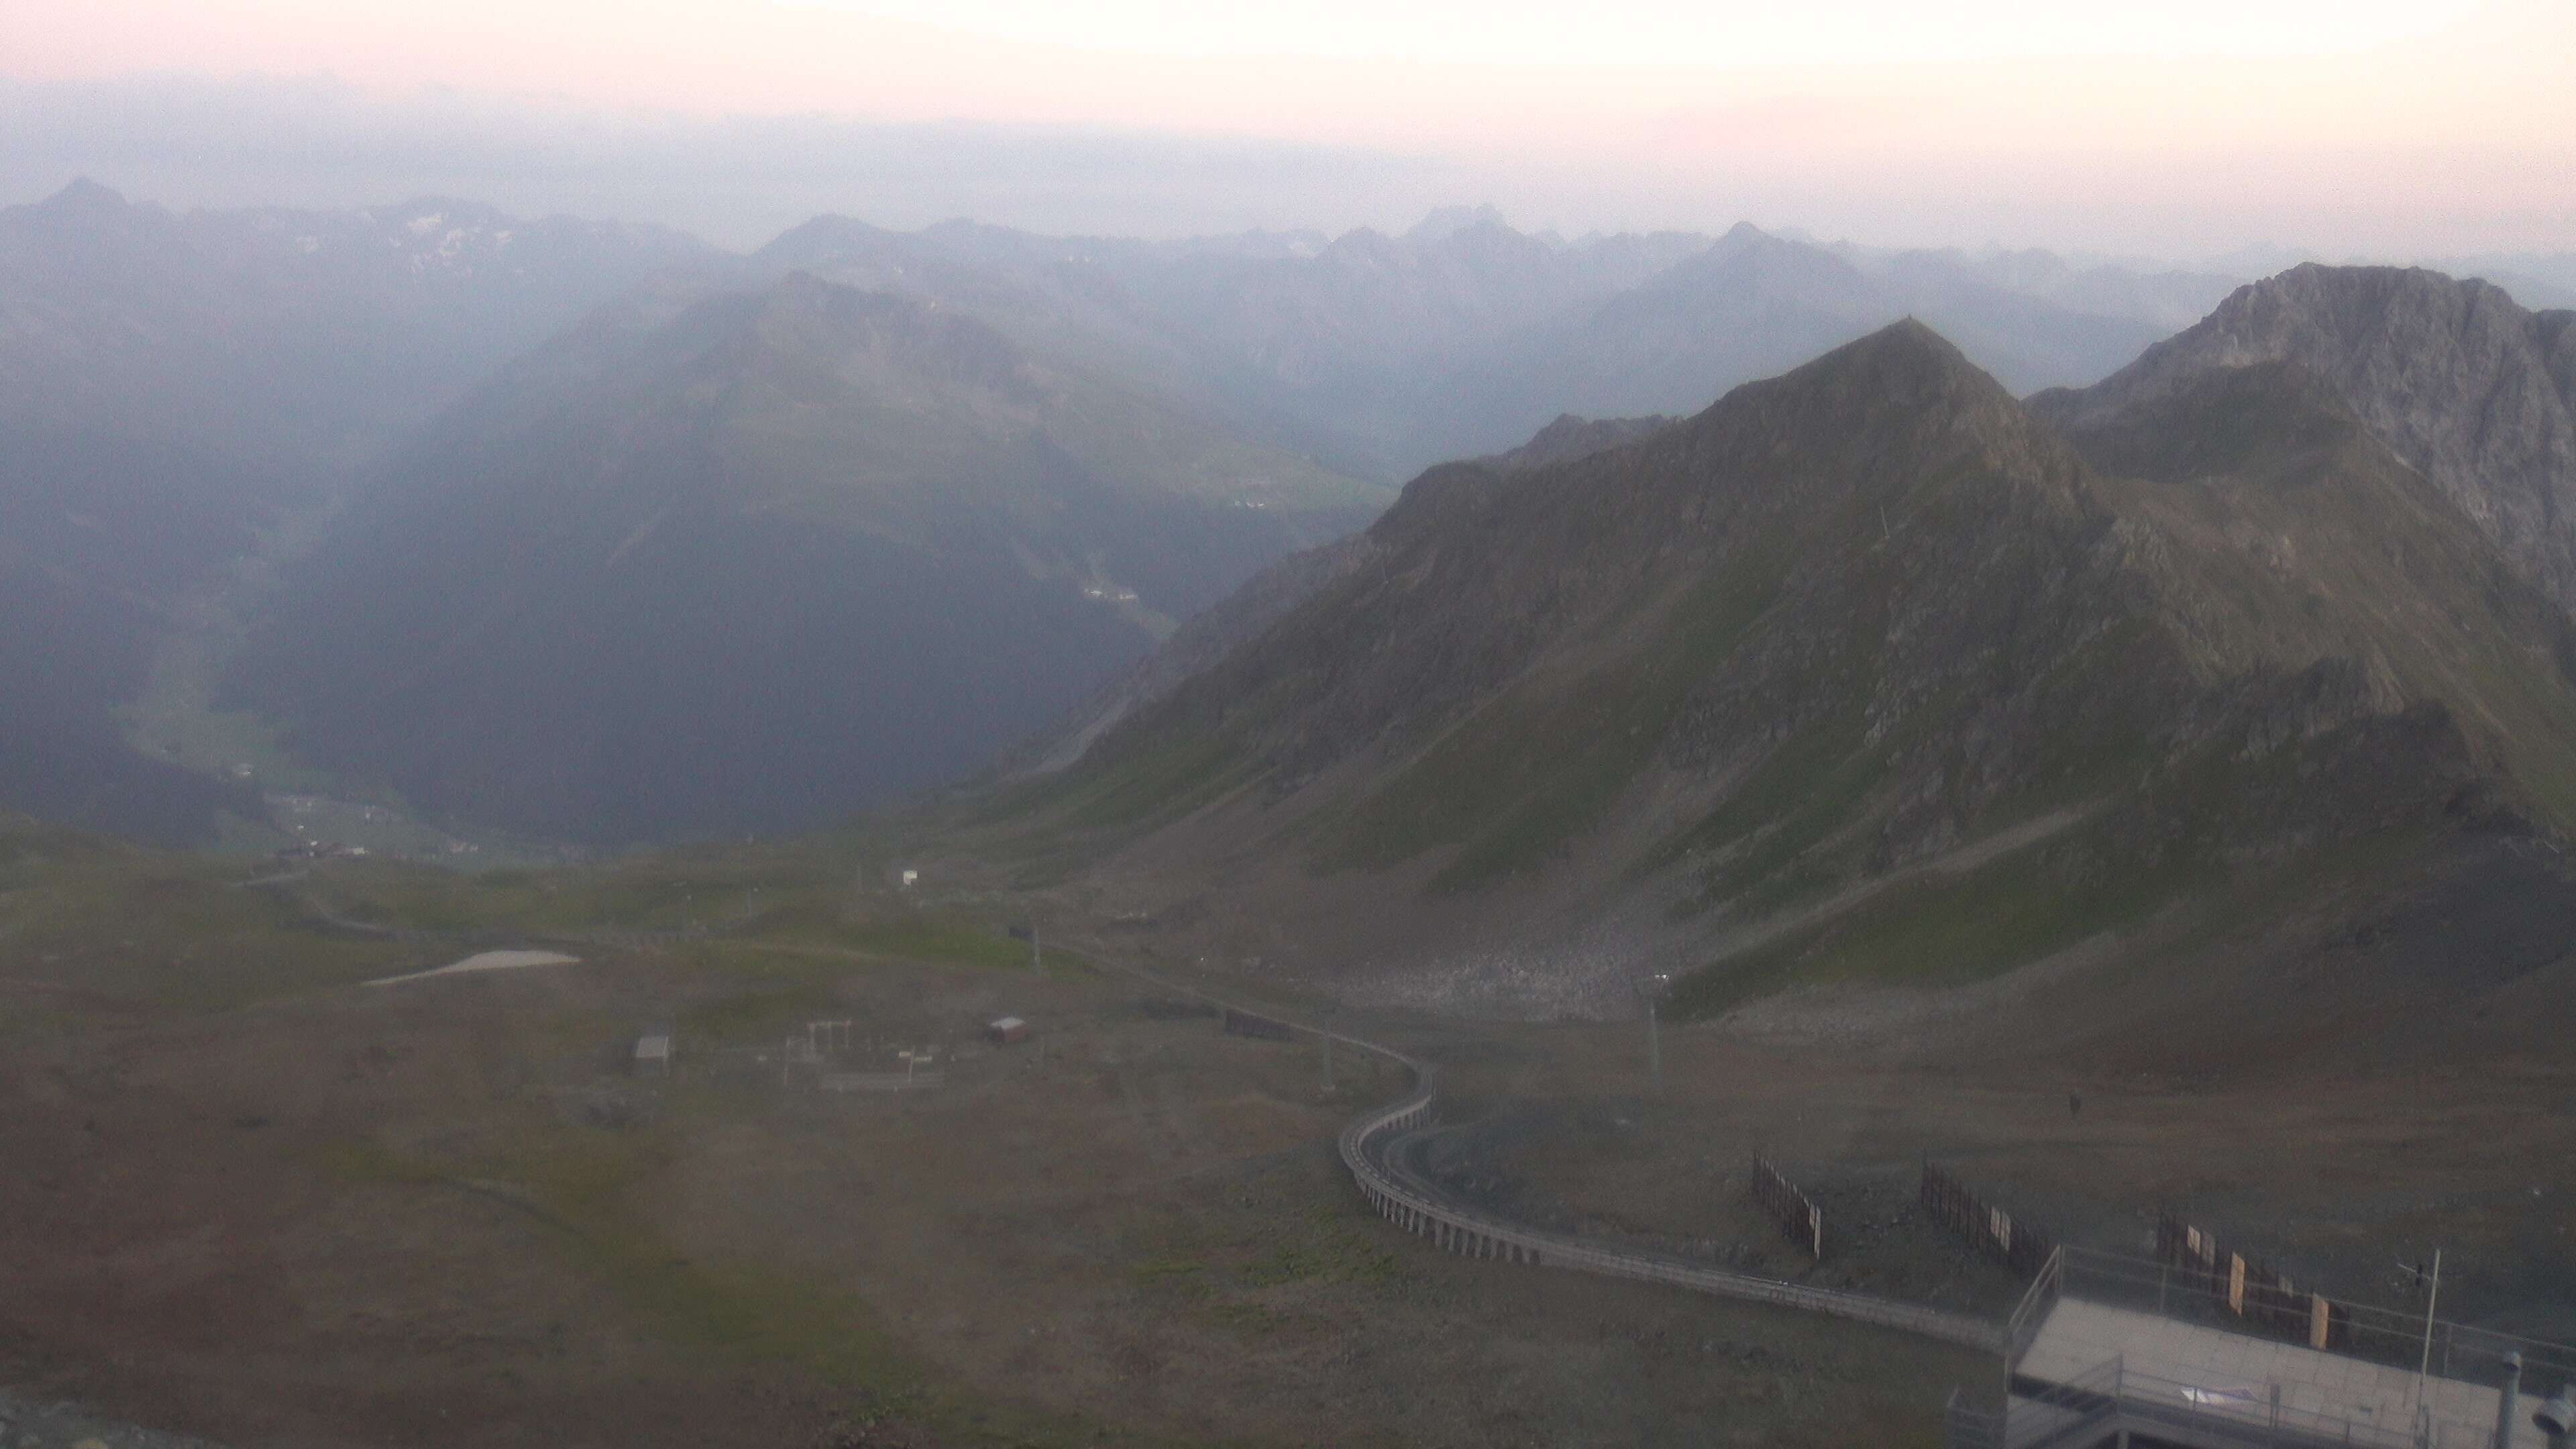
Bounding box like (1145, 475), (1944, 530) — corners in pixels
(979, 290), (2576, 1023)
(2037, 264), (2576, 614)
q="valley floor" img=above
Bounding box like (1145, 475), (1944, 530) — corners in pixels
(2, 839), (2567, 1447)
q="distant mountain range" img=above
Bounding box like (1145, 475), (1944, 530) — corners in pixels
(11, 177), (2575, 867)
(749, 209), (2243, 482)
(985, 266), (2576, 1030)
(0, 180), (711, 844)
(229, 272), (1384, 843)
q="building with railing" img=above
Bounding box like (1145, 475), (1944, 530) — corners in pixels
(1949, 1246), (2575, 1449)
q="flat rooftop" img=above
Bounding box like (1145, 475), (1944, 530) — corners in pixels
(2021, 1297), (2538, 1448)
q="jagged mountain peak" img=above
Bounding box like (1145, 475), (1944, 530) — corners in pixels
(2044, 261), (2576, 613)
(1684, 317), (2070, 490)
(752, 214), (901, 270)
(1771, 315), (1982, 392)
(2165, 264), (2542, 382)
(1485, 413), (1674, 472)
(1652, 223), (1868, 297)
(35, 176), (129, 216)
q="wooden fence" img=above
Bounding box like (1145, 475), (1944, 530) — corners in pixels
(2155, 1211), (2345, 1350)
(1919, 1162), (2056, 1279)
(1751, 1154), (1825, 1260)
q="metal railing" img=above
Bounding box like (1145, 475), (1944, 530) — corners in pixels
(2019, 1356), (2445, 1449)
(1081, 951), (2008, 1356)
(2053, 1246), (2576, 1391)
(1998, 1246), (2571, 1449)
(1947, 1386), (2007, 1449)
(2006, 1354), (2123, 1449)
(2004, 1246), (2067, 1371)
(1334, 1044), (2005, 1350)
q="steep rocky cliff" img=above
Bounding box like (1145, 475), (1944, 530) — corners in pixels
(2037, 264), (2576, 614)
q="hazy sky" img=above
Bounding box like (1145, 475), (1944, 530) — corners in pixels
(7, 1), (2571, 257)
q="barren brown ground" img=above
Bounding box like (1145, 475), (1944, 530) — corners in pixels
(9, 829), (2571, 1448)
(1, 915), (1986, 1449)
(1422, 1006), (2576, 1342)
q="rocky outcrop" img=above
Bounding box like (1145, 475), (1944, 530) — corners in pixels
(2037, 264), (2576, 615)
(1480, 413), (1674, 472)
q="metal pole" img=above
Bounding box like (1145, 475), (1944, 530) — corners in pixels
(1647, 996), (1662, 1093)
(1322, 1032), (1334, 1092)
(1031, 922), (1042, 975)
(2416, 1248), (2443, 1424)
(2494, 1351), (2522, 1449)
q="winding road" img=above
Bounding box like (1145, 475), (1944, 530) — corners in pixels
(1099, 952), (2005, 1353)
(1337, 1043), (2004, 1351)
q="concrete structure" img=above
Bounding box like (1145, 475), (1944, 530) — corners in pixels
(633, 1032), (672, 1075)
(1100, 951), (2568, 1446)
(1949, 1247), (2576, 1449)
(987, 1017), (1028, 1044)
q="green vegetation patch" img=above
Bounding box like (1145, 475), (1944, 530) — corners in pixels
(1669, 830), (2210, 1020)
(836, 913), (1032, 970)
(1669, 699), (2458, 1020)
(1320, 572), (1782, 894)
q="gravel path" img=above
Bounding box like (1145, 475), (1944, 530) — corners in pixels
(0, 1393), (225, 1449)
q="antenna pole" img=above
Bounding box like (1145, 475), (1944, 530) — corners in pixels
(1647, 995), (1662, 1093)
(2416, 1248), (2443, 1420)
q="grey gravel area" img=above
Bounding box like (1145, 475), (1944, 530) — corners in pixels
(0, 1393), (225, 1449)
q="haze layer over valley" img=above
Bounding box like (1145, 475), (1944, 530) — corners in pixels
(11, 1), (2576, 1444)
(1, 180), (2307, 851)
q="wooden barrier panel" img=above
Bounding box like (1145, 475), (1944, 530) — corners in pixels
(1751, 1155), (1825, 1260)
(1920, 1163), (2055, 1279)
(2157, 1209), (2351, 1350)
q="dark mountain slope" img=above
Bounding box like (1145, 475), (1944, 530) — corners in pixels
(1009, 413), (1673, 778)
(977, 317), (2576, 1020)
(232, 273), (1387, 844)
(0, 180), (713, 842)
(0, 431), (268, 843)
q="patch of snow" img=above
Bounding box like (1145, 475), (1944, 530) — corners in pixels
(364, 949), (581, 988)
